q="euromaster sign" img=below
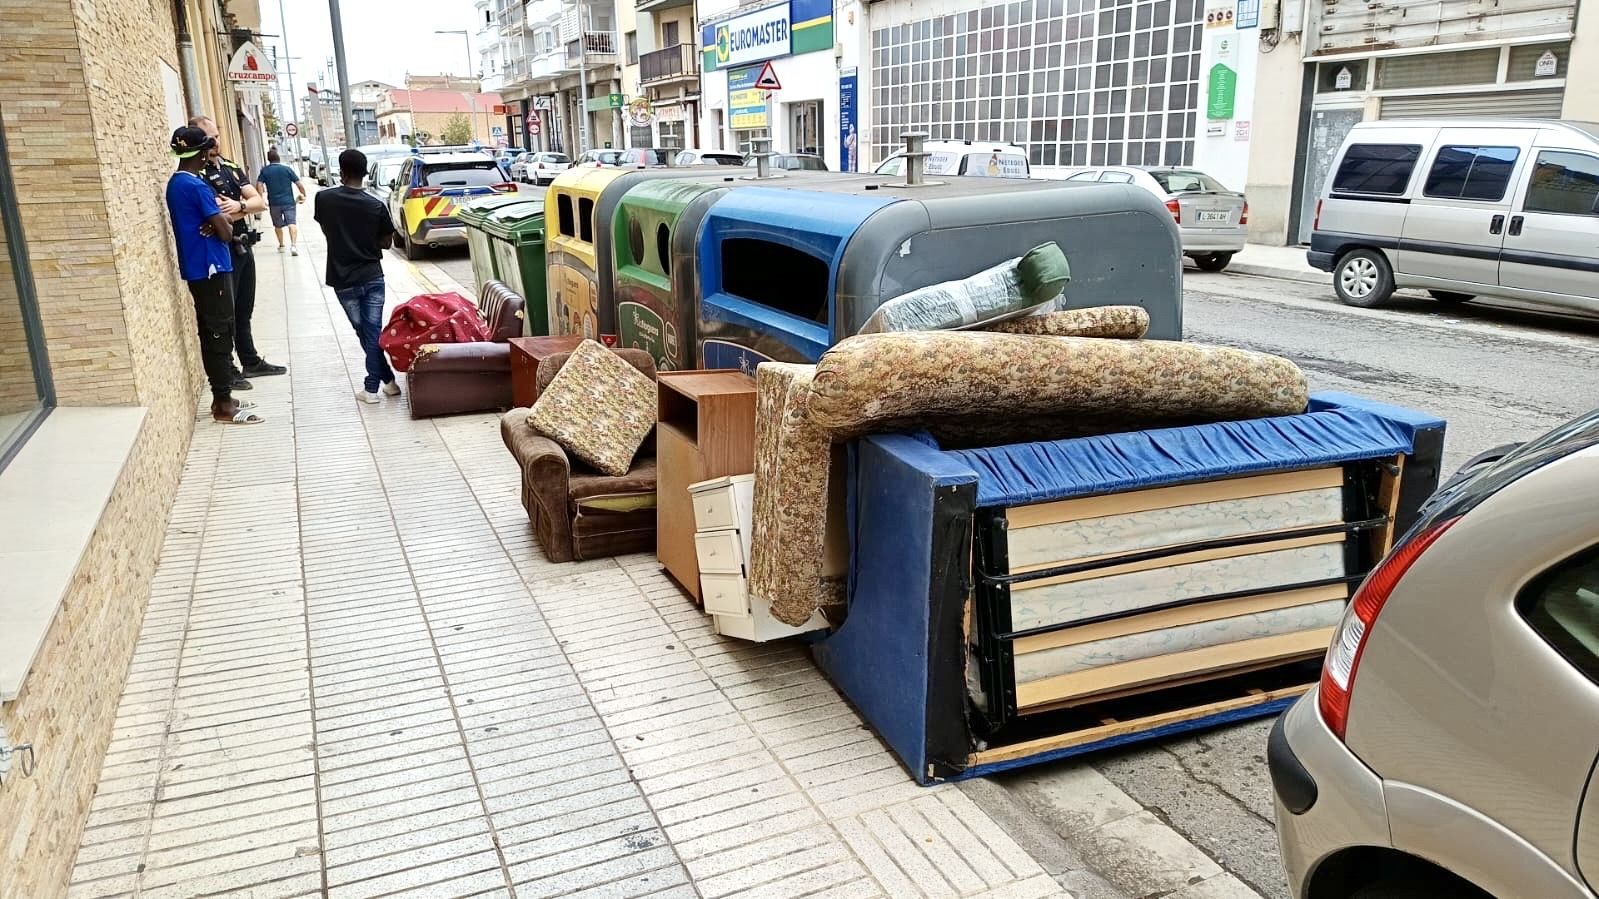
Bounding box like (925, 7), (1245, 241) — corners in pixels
(702, 0), (833, 72)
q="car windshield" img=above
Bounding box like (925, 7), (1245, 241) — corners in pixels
(631, 149), (671, 166)
(423, 164), (503, 187)
(1151, 170), (1229, 193)
(702, 154), (743, 165)
(540, 153), (570, 163)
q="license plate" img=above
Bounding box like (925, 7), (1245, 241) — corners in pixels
(1197, 210), (1230, 223)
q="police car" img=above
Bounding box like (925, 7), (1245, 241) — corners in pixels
(385, 151), (517, 259)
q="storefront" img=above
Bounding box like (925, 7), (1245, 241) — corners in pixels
(698, 0), (840, 167)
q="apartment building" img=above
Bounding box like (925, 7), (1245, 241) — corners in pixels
(0, 0), (263, 893)
(494, 0), (626, 154)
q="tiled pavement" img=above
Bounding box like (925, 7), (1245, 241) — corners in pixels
(65, 226), (1071, 899)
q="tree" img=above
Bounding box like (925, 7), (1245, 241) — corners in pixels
(262, 95), (281, 139)
(440, 113), (473, 145)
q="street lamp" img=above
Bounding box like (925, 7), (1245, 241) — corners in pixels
(436, 29), (487, 146)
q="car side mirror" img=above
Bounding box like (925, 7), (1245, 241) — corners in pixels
(389, 179), (398, 190)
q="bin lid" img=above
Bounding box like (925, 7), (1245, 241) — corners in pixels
(481, 199), (546, 240)
(458, 193), (531, 225)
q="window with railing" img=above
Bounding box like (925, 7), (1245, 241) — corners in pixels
(640, 44), (691, 82)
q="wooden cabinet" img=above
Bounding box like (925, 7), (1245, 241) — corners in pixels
(655, 371), (757, 600)
(508, 335), (584, 408)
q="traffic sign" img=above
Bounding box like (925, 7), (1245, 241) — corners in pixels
(754, 61), (781, 91)
(284, 122), (299, 138)
(530, 118), (542, 136)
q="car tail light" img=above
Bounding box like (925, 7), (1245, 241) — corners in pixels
(492, 182), (518, 193)
(1165, 198), (1182, 224)
(1240, 201), (1249, 225)
(1313, 199), (1323, 231)
(1318, 517), (1460, 740)
(406, 186), (442, 199)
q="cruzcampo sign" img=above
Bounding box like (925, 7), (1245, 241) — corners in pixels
(1207, 63), (1237, 119)
(702, 0), (833, 72)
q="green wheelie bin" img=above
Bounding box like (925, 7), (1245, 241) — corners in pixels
(457, 194), (532, 293)
(479, 199), (548, 335)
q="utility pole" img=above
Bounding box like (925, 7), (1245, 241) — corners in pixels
(576, 0), (590, 153)
(436, 30), (485, 145)
(272, 0), (306, 172)
(328, 0), (357, 149)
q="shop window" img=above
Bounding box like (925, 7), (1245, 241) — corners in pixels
(1524, 151), (1599, 216)
(720, 239), (828, 325)
(578, 197), (594, 242)
(556, 194), (575, 237)
(1332, 144), (1422, 196)
(1518, 547), (1599, 684)
(1424, 145), (1520, 202)
(1316, 60), (1366, 93)
(0, 113), (52, 469)
(1376, 48), (1499, 90)
(1508, 42), (1571, 81)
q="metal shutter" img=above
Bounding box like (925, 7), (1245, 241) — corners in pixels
(1380, 90), (1566, 120)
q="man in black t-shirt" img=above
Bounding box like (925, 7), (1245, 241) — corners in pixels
(315, 149), (400, 404)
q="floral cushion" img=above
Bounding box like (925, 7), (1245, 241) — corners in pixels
(807, 332), (1307, 435)
(981, 305), (1149, 338)
(748, 363), (845, 627)
(528, 339), (656, 477)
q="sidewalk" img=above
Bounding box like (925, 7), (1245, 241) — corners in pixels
(62, 228), (1071, 899)
(62, 224), (1263, 899)
(1215, 244), (1322, 284)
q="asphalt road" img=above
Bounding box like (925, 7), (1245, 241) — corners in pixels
(1062, 268), (1599, 899)
(429, 243), (1599, 895)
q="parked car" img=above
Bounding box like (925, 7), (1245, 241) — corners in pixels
(1310, 119), (1599, 315)
(874, 139), (1029, 179)
(1060, 166), (1247, 271)
(675, 149), (744, 167)
(513, 151), (572, 185)
(574, 149), (627, 169)
(1271, 406), (1599, 899)
(743, 153), (828, 171)
(367, 158), (405, 204)
(496, 148), (526, 171)
(385, 152), (517, 258)
(617, 147), (679, 168)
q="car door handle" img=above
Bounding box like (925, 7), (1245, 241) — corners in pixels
(1508, 215), (1524, 237)
(1489, 215), (1505, 235)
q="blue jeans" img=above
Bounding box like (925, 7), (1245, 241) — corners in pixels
(335, 278), (395, 393)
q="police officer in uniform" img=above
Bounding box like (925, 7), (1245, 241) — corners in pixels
(192, 116), (288, 384)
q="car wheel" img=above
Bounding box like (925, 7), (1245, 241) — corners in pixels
(1193, 252), (1233, 272)
(400, 217), (422, 260)
(1333, 249), (1395, 308)
(1428, 289), (1474, 304)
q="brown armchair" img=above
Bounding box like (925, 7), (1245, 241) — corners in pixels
(500, 348), (658, 563)
(407, 280), (526, 419)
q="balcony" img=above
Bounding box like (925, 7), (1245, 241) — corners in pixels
(564, 31), (618, 68)
(636, 0), (691, 12)
(495, 2), (525, 31)
(640, 43), (697, 85)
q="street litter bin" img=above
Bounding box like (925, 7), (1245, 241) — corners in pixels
(458, 194), (533, 293)
(478, 199), (548, 335)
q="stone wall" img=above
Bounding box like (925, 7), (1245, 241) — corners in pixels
(0, 0), (205, 893)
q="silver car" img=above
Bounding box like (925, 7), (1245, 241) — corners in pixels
(513, 151), (571, 185)
(1063, 166), (1247, 271)
(1271, 408), (1599, 898)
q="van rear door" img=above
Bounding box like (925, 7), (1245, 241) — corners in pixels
(1498, 142), (1599, 313)
(1395, 127), (1533, 288)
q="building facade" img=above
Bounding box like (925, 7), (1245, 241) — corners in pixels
(1245, 0), (1599, 244)
(698, 0), (839, 163)
(494, 0), (625, 155)
(0, 0), (260, 893)
(376, 85), (506, 146)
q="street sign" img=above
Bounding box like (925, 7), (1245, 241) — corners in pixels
(226, 41), (277, 85)
(284, 122), (299, 138)
(534, 97), (552, 111)
(530, 118), (542, 136)
(754, 61), (781, 90)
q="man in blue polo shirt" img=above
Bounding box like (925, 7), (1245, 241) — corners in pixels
(165, 126), (262, 425)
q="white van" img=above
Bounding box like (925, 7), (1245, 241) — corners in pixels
(1310, 119), (1599, 316)
(874, 140), (1031, 179)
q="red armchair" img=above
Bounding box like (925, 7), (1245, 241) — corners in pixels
(406, 280), (525, 419)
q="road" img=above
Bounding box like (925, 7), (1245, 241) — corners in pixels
(427, 243), (1599, 896)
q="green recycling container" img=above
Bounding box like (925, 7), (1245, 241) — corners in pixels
(479, 199), (548, 335)
(457, 194), (532, 293)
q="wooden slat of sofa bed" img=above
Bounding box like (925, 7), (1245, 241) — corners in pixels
(1013, 627), (1337, 711)
(1009, 531), (1345, 593)
(1011, 583), (1348, 655)
(1004, 466), (1344, 531)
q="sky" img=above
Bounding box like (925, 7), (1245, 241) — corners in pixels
(260, 0), (487, 113)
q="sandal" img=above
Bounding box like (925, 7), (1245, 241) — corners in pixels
(212, 400), (265, 425)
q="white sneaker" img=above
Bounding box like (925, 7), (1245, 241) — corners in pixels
(291, 246), (299, 256)
(276, 245), (285, 253)
(355, 388), (381, 404)
(380, 380), (401, 397)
